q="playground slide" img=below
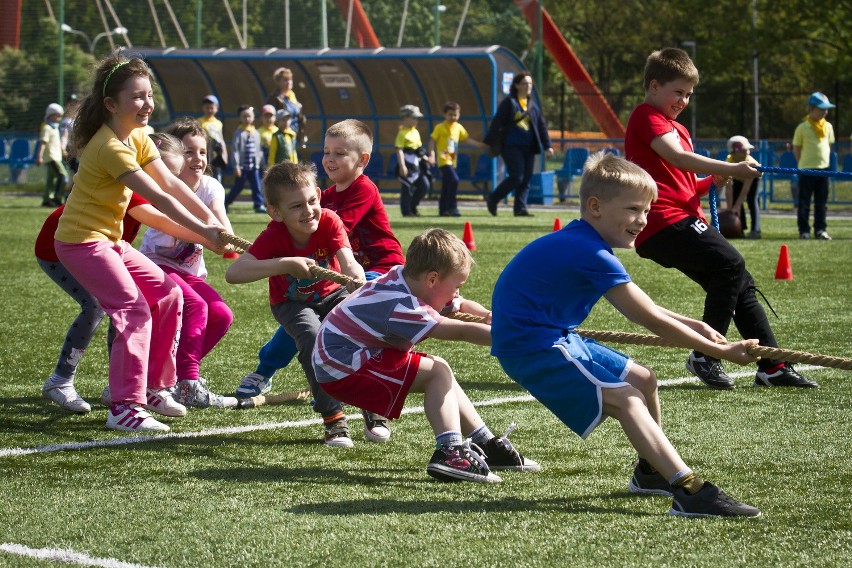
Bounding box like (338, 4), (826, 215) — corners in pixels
(333, 0), (381, 48)
(513, 0), (625, 138)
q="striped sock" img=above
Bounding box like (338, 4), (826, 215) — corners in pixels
(436, 430), (463, 448)
(468, 424), (494, 447)
(322, 411), (346, 425)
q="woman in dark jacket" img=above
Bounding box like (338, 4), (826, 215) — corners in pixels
(484, 72), (554, 216)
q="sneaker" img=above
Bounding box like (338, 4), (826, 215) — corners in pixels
(324, 418), (354, 448)
(754, 364), (819, 388)
(144, 387), (187, 417)
(746, 230), (761, 240)
(799, 232), (811, 240)
(815, 230), (832, 240)
(426, 440), (502, 483)
(235, 372), (272, 398)
(628, 462), (673, 496)
(362, 410), (391, 443)
(482, 423), (540, 471)
(254, 205), (267, 214)
(42, 377), (91, 414)
(685, 352), (735, 389)
(176, 378), (239, 408)
(669, 482), (761, 518)
(106, 403), (170, 433)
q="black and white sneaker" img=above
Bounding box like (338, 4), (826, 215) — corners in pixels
(670, 482), (761, 518)
(427, 440), (502, 483)
(755, 364), (819, 388)
(482, 423), (541, 471)
(686, 352), (735, 389)
(628, 462), (673, 496)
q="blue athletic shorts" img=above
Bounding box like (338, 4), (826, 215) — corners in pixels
(497, 334), (631, 439)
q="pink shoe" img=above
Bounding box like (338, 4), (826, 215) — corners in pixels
(106, 404), (170, 432)
(144, 388), (187, 417)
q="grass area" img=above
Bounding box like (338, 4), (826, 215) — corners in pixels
(0, 196), (850, 567)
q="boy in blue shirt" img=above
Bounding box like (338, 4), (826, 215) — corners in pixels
(491, 151), (761, 518)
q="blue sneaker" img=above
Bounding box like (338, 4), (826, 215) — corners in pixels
(235, 372), (272, 398)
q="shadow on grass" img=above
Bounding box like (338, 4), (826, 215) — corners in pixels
(285, 494), (653, 517)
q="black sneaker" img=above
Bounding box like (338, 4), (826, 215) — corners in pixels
(427, 440), (502, 483)
(686, 352), (735, 389)
(670, 482), (761, 518)
(628, 462), (672, 496)
(482, 423), (541, 471)
(755, 364), (819, 388)
(324, 418), (354, 448)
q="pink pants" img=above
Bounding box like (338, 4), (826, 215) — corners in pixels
(160, 266), (233, 381)
(54, 239), (183, 405)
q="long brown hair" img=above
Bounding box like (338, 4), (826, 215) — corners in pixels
(71, 54), (154, 152)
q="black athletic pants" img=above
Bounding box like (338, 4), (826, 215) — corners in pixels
(636, 216), (779, 368)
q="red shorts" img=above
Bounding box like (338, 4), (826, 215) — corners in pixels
(319, 349), (422, 419)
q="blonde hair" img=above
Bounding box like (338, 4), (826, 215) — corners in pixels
(273, 67), (293, 81)
(325, 119), (373, 155)
(263, 161), (317, 207)
(148, 132), (185, 160)
(643, 48), (699, 90)
(148, 132), (186, 175)
(403, 228), (473, 279)
(579, 152), (657, 213)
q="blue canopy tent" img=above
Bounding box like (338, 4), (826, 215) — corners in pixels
(135, 46), (532, 193)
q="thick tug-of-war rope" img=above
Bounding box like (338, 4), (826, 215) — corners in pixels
(448, 312), (852, 371)
(234, 388), (311, 409)
(219, 233), (851, 372)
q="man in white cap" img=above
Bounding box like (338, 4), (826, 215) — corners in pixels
(792, 91), (835, 240)
(36, 103), (66, 207)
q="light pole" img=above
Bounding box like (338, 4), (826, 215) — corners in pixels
(433, 2), (446, 46)
(61, 24), (127, 54)
(681, 40), (697, 138)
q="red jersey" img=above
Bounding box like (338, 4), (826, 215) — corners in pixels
(247, 208), (350, 306)
(625, 102), (708, 247)
(321, 173), (404, 274)
(35, 193), (150, 261)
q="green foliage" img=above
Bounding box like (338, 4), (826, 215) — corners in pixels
(6, 1), (852, 137)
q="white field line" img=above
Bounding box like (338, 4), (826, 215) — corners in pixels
(0, 543), (162, 568)
(0, 366), (821, 459)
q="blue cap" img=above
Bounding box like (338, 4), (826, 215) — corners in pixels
(202, 94), (219, 106)
(807, 92), (835, 109)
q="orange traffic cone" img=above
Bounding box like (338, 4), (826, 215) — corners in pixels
(553, 218), (562, 231)
(462, 221), (476, 251)
(774, 245), (793, 280)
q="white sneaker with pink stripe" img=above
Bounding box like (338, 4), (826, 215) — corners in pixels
(144, 388), (187, 417)
(106, 404), (170, 432)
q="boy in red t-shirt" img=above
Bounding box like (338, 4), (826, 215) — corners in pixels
(233, 120), (404, 441)
(625, 47), (817, 390)
(226, 161), (369, 447)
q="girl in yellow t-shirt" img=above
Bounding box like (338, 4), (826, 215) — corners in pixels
(54, 55), (224, 433)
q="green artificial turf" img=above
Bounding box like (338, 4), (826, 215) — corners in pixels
(0, 197), (849, 567)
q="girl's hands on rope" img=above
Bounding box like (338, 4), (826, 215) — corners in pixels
(718, 339), (760, 366)
(685, 320), (727, 344)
